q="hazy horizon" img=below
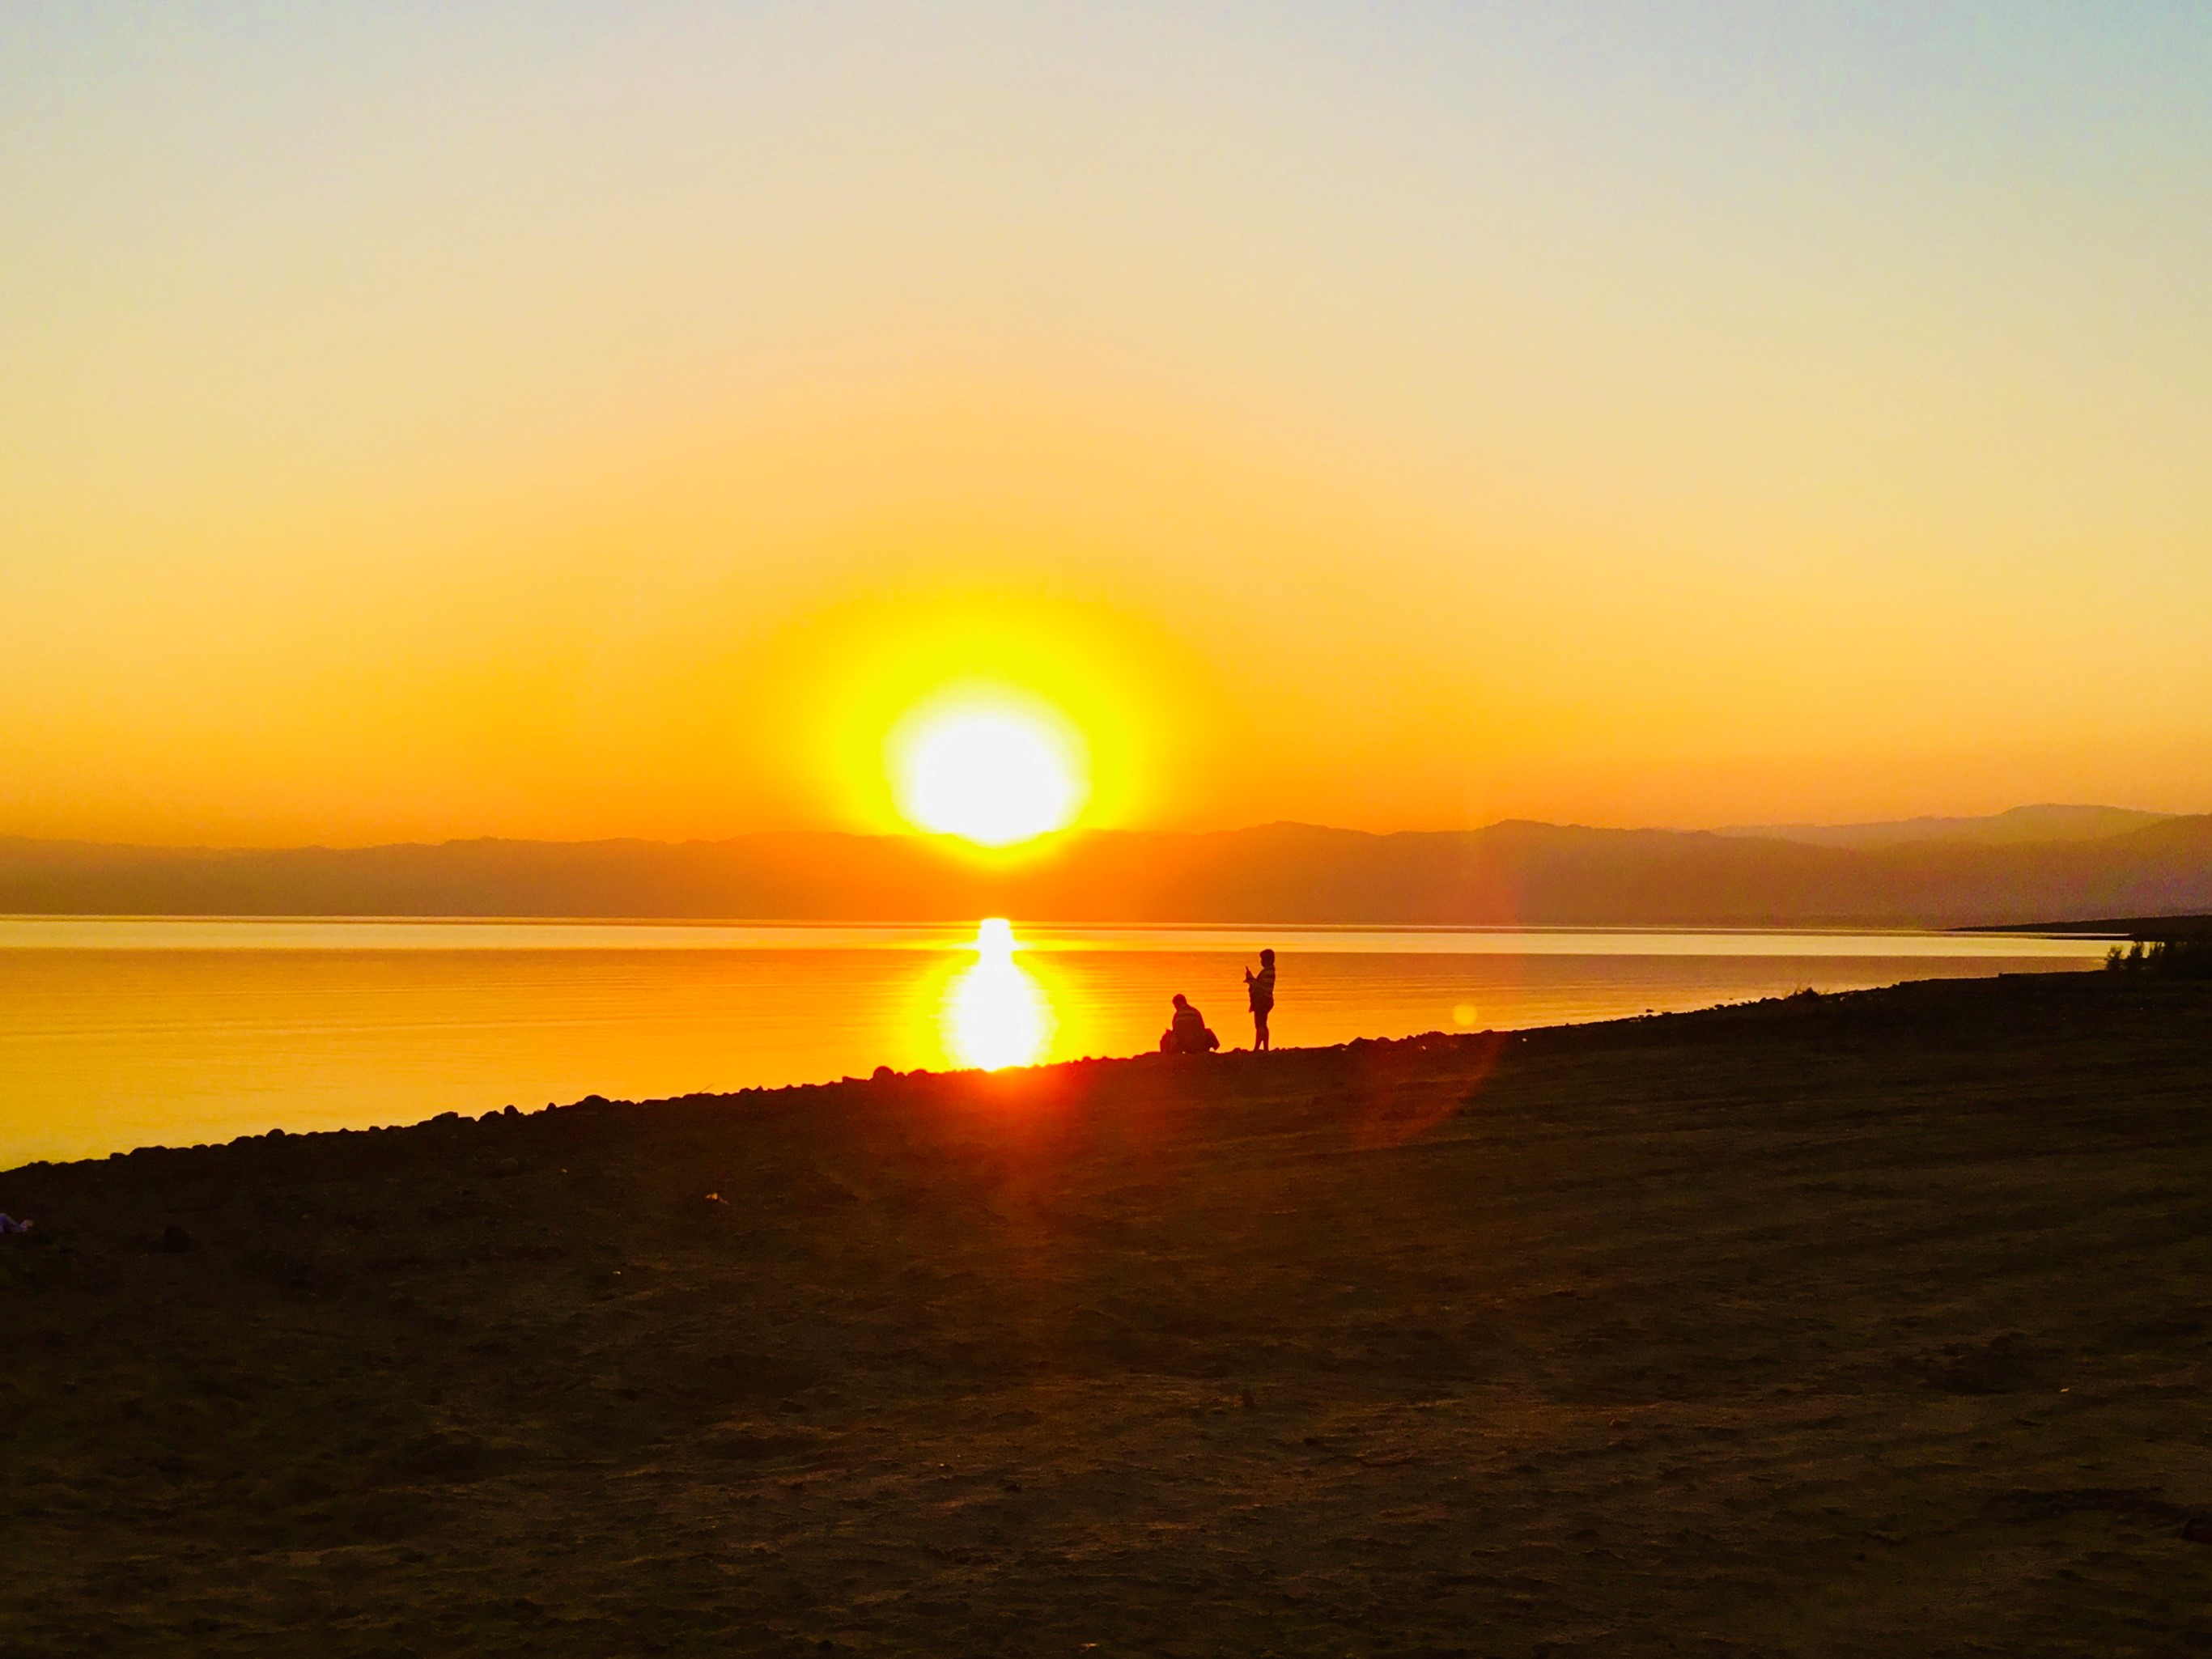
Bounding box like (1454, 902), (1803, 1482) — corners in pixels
(0, 800), (2189, 855)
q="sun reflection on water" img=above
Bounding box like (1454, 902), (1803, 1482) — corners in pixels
(942, 918), (1054, 1071)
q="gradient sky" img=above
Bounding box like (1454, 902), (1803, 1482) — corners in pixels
(5, 2), (2209, 845)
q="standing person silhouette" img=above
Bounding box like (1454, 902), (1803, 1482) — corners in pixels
(1244, 948), (1276, 1050)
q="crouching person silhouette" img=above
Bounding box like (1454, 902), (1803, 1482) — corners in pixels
(1159, 993), (1220, 1054)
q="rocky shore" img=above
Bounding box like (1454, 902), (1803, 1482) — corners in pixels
(5, 973), (2211, 1656)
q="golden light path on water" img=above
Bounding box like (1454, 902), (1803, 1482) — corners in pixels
(941, 918), (1055, 1071)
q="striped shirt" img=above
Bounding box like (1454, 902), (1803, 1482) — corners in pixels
(1246, 964), (1276, 1012)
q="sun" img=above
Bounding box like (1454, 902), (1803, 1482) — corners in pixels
(888, 689), (1088, 846)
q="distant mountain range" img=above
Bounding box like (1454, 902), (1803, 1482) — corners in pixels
(4, 807), (2209, 928)
(1715, 803), (2172, 851)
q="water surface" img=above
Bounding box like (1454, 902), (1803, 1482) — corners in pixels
(0, 919), (2107, 1165)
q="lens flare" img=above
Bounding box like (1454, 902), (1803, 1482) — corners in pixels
(889, 689), (1088, 846)
(942, 917), (1053, 1070)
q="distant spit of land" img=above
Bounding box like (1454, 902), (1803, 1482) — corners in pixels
(4, 804), (2210, 927)
(5, 971), (2210, 1653)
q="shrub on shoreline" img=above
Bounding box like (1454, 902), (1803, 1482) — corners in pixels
(2105, 939), (2212, 978)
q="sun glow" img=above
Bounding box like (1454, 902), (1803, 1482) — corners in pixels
(941, 917), (1053, 1070)
(889, 689), (1088, 846)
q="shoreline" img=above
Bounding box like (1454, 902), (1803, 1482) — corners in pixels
(0, 940), (2111, 1170)
(0, 971), (2072, 1177)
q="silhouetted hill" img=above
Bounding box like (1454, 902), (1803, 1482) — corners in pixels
(6, 814), (2211, 927)
(1714, 802), (2171, 850)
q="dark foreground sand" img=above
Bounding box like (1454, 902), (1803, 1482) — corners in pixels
(4, 974), (2211, 1657)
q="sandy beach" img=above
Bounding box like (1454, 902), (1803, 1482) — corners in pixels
(5, 971), (2211, 1656)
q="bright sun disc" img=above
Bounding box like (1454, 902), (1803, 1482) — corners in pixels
(890, 694), (1087, 846)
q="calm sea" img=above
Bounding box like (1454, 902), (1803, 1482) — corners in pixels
(0, 919), (2107, 1166)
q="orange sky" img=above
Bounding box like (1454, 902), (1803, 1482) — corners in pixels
(4, 6), (2209, 846)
